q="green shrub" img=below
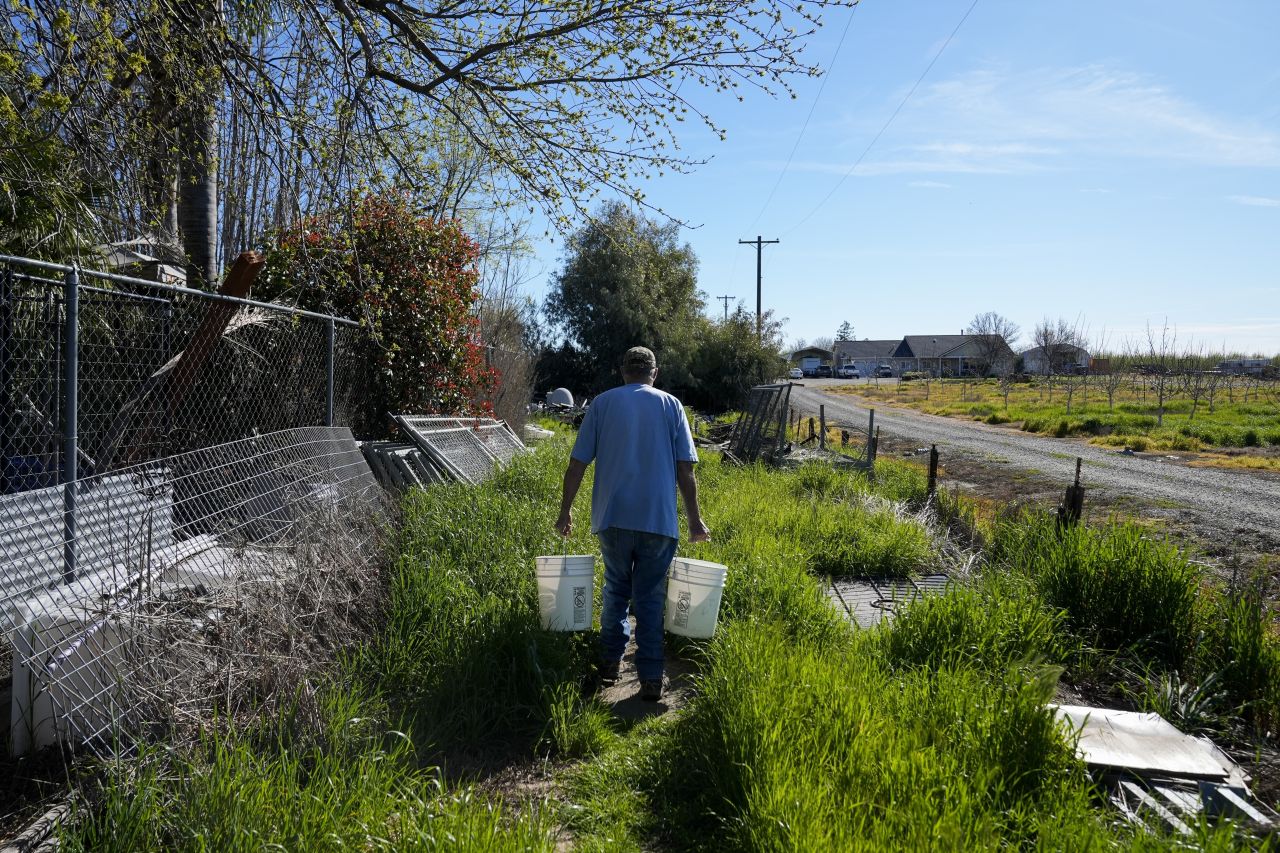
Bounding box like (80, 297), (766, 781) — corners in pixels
(1243, 429), (1261, 447)
(258, 192), (497, 436)
(985, 412), (1011, 425)
(1076, 417), (1099, 434)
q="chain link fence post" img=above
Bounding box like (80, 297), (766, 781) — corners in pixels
(325, 317), (336, 427)
(61, 265), (79, 584)
(0, 268), (12, 496)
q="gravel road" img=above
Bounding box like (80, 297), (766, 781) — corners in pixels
(789, 380), (1280, 554)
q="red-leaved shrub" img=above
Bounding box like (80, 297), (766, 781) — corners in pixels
(257, 193), (496, 435)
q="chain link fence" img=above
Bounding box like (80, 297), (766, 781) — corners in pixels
(0, 255), (384, 757)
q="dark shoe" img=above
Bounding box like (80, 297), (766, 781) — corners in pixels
(599, 660), (621, 685)
(639, 679), (663, 702)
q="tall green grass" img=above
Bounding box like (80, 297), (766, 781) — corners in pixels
(1197, 581), (1280, 727)
(369, 446), (601, 754)
(63, 691), (553, 852)
(991, 513), (1200, 667)
(876, 574), (1072, 672)
(61, 433), (1271, 850)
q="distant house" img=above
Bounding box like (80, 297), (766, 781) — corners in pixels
(833, 339), (899, 376)
(891, 335), (1016, 377)
(1021, 344), (1091, 375)
(789, 346), (833, 365)
(1217, 358), (1271, 377)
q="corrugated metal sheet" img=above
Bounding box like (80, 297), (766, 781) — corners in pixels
(0, 471), (173, 629)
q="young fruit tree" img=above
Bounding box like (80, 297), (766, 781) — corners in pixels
(967, 311), (1020, 377)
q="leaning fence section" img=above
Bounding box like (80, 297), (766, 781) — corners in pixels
(393, 415), (526, 486)
(0, 255), (383, 757)
(729, 383), (792, 462)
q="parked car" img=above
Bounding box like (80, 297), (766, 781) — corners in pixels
(815, 365), (833, 378)
(875, 364), (893, 378)
(837, 365), (861, 378)
(788, 367), (804, 379)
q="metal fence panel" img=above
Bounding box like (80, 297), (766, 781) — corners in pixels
(0, 255), (387, 757)
(396, 415), (525, 484)
(8, 426), (381, 755)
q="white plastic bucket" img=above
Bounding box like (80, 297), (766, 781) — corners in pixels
(536, 555), (596, 631)
(665, 557), (728, 638)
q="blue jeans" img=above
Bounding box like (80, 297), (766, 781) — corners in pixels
(598, 527), (678, 681)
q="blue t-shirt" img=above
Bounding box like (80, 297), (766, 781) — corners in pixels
(570, 383), (699, 540)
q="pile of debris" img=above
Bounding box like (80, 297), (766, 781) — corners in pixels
(361, 415), (526, 490)
(1055, 704), (1276, 834)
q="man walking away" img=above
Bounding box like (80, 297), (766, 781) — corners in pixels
(555, 346), (710, 702)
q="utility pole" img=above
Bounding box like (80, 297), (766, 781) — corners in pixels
(738, 235), (779, 340)
(716, 294), (733, 321)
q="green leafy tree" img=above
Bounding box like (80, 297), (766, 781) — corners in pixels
(0, 35), (103, 257)
(836, 320), (854, 341)
(10, 0), (848, 280)
(691, 308), (788, 412)
(545, 201), (705, 394)
(256, 193), (496, 435)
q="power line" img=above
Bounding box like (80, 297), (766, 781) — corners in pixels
(783, 0), (981, 237)
(746, 1), (862, 233)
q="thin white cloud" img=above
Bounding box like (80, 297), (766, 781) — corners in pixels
(817, 63), (1280, 176)
(909, 180), (952, 189)
(1228, 194), (1280, 207)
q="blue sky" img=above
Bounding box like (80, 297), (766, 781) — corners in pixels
(523, 0), (1280, 355)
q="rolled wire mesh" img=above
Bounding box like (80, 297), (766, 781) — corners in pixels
(0, 256), (382, 757)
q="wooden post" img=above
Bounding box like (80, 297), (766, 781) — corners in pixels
(927, 445), (939, 501)
(870, 426), (880, 466)
(808, 417), (815, 440)
(841, 429), (849, 448)
(819, 405), (826, 450)
(1060, 457), (1085, 528)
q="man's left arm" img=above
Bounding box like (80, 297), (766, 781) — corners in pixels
(676, 462), (710, 542)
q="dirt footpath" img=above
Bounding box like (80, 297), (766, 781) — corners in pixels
(789, 381), (1280, 560)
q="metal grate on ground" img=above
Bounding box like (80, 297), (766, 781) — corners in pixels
(828, 573), (950, 628)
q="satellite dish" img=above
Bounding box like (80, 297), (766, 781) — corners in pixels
(547, 387), (574, 408)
